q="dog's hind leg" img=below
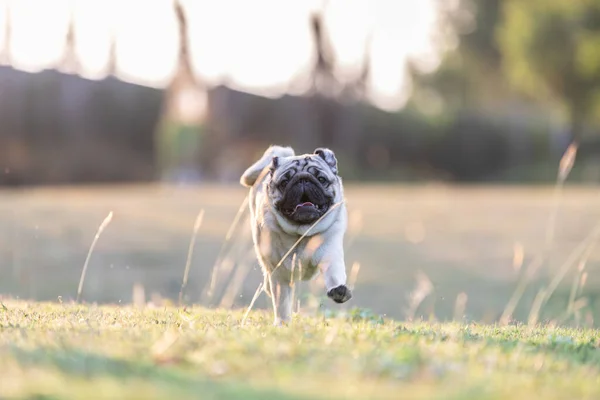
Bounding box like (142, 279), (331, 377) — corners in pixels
(268, 274), (293, 326)
(262, 272), (272, 298)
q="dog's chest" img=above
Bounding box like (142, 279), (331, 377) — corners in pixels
(259, 232), (321, 278)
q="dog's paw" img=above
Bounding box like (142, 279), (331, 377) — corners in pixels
(327, 285), (352, 304)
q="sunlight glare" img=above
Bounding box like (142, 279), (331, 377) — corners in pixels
(0, 0), (442, 111)
(113, 0), (179, 87)
(72, 0), (115, 79)
(8, 0), (70, 72)
(367, 0), (441, 111)
(184, 0), (315, 98)
(323, 0), (372, 84)
(0, 0), (7, 60)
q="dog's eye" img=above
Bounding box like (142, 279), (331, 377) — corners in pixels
(318, 177), (327, 184)
(279, 179), (289, 188)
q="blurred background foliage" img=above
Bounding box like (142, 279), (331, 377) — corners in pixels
(1, 0), (600, 186)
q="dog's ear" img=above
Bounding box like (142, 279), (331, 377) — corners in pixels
(314, 148), (338, 174)
(269, 156), (279, 175)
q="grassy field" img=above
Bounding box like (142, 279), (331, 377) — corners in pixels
(1, 184), (600, 399)
(0, 300), (599, 400)
(1, 183), (600, 325)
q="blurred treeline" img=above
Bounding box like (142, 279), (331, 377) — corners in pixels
(2, 0), (600, 186)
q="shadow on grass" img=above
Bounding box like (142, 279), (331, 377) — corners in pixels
(9, 346), (319, 400)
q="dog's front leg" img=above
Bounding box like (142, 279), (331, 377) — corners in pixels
(314, 240), (352, 304)
(323, 260), (352, 304)
(268, 274), (293, 326)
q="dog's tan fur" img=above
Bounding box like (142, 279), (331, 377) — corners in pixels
(240, 145), (352, 325)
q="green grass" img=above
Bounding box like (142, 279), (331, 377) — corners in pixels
(1, 301), (599, 400)
(2, 183), (600, 398)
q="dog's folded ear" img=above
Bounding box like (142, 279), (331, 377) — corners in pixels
(269, 156), (279, 174)
(314, 148), (338, 175)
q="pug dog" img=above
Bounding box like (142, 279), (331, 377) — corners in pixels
(240, 145), (352, 325)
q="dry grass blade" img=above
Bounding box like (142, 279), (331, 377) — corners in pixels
(405, 271), (433, 321)
(502, 144), (578, 324)
(348, 262), (361, 290)
(527, 220), (600, 326)
(580, 272), (588, 292)
(541, 221), (600, 303)
(179, 209), (205, 306)
(272, 201), (344, 275)
(558, 142), (578, 183)
(201, 200), (249, 304)
(566, 245), (594, 317)
(527, 289), (547, 327)
(453, 292), (468, 322)
(218, 260), (253, 309)
(290, 253), (298, 315)
(513, 242), (524, 272)
(500, 255), (543, 326)
(345, 210), (363, 248)
(240, 282), (264, 327)
(225, 195), (250, 242)
(296, 261), (304, 313)
(567, 272), (583, 317)
(76, 211), (113, 303)
(545, 187), (562, 250)
(546, 143), (578, 248)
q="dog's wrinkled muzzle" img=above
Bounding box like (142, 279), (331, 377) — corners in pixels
(277, 173), (331, 224)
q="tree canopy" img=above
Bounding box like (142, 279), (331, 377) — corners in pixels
(497, 0), (600, 141)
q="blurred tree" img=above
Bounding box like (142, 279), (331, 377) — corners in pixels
(305, 6), (370, 157)
(155, 0), (206, 182)
(498, 0), (600, 143)
(308, 12), (337, 148)
(408, 0), (508, 114)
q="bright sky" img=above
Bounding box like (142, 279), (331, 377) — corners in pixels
(0, 0), (443, 111)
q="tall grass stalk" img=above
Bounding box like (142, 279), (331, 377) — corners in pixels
(453, 292), (468, 322)
(500, 142), (578, 325)
(203, 167), (269, 305)
(545, 143), (577, 249)
(556, 269), (588, 325)
(219, 259), (253, 309)
(200, 195), (249, 304)
(566, 249), (593, 316)
(348, 261), (361, 290)
(527, 220), (600, 326)
(76, 211), (114, 303)
(240, 282), (264, 327)
(290, 254), (298, 315)
(179, 209), (205, 306)
(405, 271), (433, 321)
(272, 201), (344, 275)
(500, 256), (543, 325)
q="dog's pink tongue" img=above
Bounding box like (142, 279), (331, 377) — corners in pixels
(295, 202), (314, 211)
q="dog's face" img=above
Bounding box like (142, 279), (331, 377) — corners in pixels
(267, 148), (340, 225)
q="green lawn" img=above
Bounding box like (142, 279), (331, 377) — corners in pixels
(1, 301), (599, 400)
(2, 184), (600, 398)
